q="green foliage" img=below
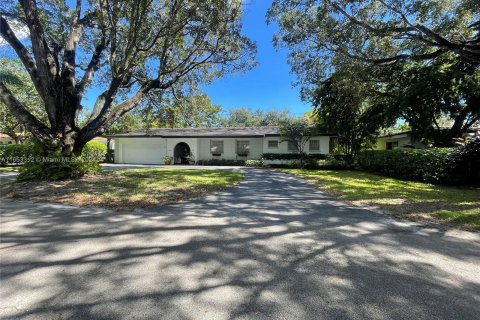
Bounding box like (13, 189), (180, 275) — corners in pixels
(279, 118), (314, 153)
(1, 142), (105, 180)
(81, 141), (107, 162)
(150, 93), (223, 128)
(245, 159), (264, 167)
(281, 169), (480, 229)
(162, 156), (173, 164)
(312, 67), (397, 157)
(358, 149), (452, 183)
(108, 112), (146, 134)
(220, 108), (294, 127)
(268, 0), (479, 82)
(18, 154), (101, 181)
(197, 159), (245, 166)
(261, 153), (326, 160)
(447, 136), (480, 184)
(0, 59), (45, 142)
(382, 57), (480, 146)
(0, 144), (38, 165)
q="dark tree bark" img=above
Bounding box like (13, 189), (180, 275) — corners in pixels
(0, 0), (255, 157)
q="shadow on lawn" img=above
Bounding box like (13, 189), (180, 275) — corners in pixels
(2, 169), (243, 209)
(1, 170), (479, 319)
(287, 170), (480, 229)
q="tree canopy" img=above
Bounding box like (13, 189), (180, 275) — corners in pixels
(220, 107), (294, 127)
(0, 0), (256, 155)
(268, 0), (479, 85)
(268, 0), (480, 148)
(0, 59), (45, 143)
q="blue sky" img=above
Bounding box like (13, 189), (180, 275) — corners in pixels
(202, 0), (311, 116)
(1, 0), (311, 116)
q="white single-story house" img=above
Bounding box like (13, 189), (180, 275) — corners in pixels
(107, 126), (335, 164)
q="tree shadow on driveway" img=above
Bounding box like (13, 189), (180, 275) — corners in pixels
(1, 170), (479, 319)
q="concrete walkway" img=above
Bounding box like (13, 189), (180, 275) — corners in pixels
(0, 170), (479, 319)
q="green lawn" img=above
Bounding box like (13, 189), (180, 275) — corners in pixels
(0, 166), (19, 172)
(282, 169), (480, 230)
(3, 169), (244, 209)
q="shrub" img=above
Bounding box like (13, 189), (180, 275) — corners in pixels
(0, 144), (38, 166)
(197, 159), (246, 166)
(261, 153), (327, 160)
(358, 148), (451, 183)
(446, 137), (480, 184)
(11, 140), (105, 181)
(81, 141), (107, 162)
(245, 159), (264, 167)
(18, 153), (101, 181)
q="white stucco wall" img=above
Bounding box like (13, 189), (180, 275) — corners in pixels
(114, 135), (332, 164)
(262, 136), (330, 154)
(197, 138), (264, 160)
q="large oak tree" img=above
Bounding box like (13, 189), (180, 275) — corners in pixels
(268, 0), (479, 86)
(0, 0), (256, 155)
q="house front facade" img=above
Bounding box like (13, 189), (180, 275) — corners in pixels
(108, 127), (334, 165)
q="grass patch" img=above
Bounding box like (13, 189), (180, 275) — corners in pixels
(0, 166), (19, 172)
(2, 168), (244, 209)
(282, 169), (480, 230)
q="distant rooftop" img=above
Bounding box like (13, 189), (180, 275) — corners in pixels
(107, 126), (334, 138)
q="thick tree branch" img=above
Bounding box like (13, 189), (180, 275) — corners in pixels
(0, 82), (52, 141)
(0, 16), (44, 99)
(76, 36), (108, 95)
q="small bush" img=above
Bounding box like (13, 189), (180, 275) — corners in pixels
(82, 141), (107, 162)
(261, 153), (327, 160)
(358, 148), (451, 183)
(245, 159), (264, 167)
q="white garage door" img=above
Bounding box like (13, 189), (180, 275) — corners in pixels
(122, 143), (162, 164)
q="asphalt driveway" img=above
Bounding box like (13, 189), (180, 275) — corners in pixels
(1, 169), (479, 319)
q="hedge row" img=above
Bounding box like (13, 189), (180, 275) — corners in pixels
(357, 149), (450, 183)
(261, 153), (327, 160)
(197, 159), (246, 166)
(0, 141), (107, 166)
(357, 146), (480, 184)
(0, 144), (38, 165)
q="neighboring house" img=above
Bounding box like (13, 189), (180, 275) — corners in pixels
(107, 126), (334, 164)
(373, 128), (479, 150)
(373, 131), (425, 150)
(0, 133), (16, 145)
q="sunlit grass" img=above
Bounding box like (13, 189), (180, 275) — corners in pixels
(282, 169), (480, 230)
(0, 166), (19, 172)
(3, 169), (244, 209)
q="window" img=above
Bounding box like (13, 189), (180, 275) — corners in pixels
(309, 140), (320, 152)
(210, 140), (224, 155)
(236, 140), (250, 156)
(386, 141), (399, 150)
(268, 140), (278, 149)
(287, 141), (297, 152)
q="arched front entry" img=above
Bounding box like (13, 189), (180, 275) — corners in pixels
(173, 142), (191, 164)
